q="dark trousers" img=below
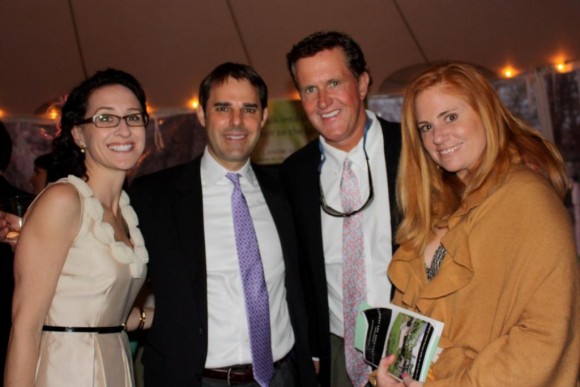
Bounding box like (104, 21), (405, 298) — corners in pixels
(329, 334), (372, 387)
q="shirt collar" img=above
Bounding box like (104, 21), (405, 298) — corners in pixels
(319, 111), (378, 169)
(200, 146), (257, 186)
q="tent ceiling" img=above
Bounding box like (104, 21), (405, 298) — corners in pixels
(1, 0), (579, 116)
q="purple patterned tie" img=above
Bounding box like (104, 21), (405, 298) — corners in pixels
(226, 172), (274, 387)
(340, 159), (369, 387)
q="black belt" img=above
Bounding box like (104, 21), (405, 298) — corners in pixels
(203, 354), (289, 385)
(42, 325), (126, 334)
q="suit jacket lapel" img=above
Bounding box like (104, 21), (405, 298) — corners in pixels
(254, 165), (292, 254)
(379, 118), (402, 246)
(173, 157), (208, 320)
(301, 142), (327, 282)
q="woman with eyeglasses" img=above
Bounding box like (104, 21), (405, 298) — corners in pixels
(5, 69), (152, 386)
(372, 63), (579, 386)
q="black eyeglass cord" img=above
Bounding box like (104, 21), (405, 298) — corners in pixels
(318, 116), (374, 218)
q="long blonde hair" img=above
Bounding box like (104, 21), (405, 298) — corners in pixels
(396, 63), (568, 252)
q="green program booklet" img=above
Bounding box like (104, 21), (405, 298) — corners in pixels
(355, 302), (444, 382)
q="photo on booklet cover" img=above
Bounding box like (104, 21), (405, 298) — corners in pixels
(356, 302), (443, 382)
(386, 313), (434, 381)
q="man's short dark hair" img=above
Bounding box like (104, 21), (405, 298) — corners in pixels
(199, 62), (268, 112)
(286, 31), (372, 88)
(0, 120), (12, 172)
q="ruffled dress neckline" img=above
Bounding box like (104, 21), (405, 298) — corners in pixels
(65, 175), (148, 278)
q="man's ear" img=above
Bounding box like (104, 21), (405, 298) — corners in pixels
(196, 106), (206, 127)
(260, 107), (269, 128)
(358, 71), (370, 100)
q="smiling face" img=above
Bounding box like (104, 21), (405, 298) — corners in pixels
(415, 85), (487, 183)
(294, 48), (369, 152)
(196, 77), (268, 171)
(72, 84), (146, 176)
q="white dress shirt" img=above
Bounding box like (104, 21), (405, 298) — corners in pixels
(201, 148), (295, 367)
(319, 111), (393, 337)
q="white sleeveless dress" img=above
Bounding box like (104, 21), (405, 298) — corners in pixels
(34, 176), (148, 386)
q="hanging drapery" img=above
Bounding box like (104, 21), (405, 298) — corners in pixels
(526, 70), (554, 142)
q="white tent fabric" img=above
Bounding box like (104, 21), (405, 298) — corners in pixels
(1, 0), (579, 117)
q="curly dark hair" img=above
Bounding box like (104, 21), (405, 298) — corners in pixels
(53, 68), (148, 179)
(286, 31), (372, 88)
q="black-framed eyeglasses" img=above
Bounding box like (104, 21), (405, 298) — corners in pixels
(76, 113), (149, 128)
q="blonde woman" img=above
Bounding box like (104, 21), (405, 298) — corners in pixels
(376, 63), (579, 386)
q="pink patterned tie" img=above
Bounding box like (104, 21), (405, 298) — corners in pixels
(341, 159), (369, 387)
(227, 173), (274, 387)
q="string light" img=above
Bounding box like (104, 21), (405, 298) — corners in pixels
(499, 55), (576, 79)
(47, 107), (59, 120)
(551, 53), (572, 73)
(0, 57), (577, 117)
(554, 61), (572, 73)
(502, 66), (517, 78)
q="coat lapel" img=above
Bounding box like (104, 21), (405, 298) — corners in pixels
(172, 157), (207, 320)
(379, 117), (402, 246)
(301, 142), (327, 284)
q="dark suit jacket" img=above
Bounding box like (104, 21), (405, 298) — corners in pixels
(279, 117), (402, 387)
(0, 177), (31, 381)
(130, 156), (317, 387)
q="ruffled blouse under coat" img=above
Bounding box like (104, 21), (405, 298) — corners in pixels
(388, 165), (580, 386)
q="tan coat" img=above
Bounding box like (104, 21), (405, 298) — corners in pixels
(389, 166), (580, 386)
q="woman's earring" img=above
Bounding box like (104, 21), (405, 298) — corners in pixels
(80, 146), (86, 153)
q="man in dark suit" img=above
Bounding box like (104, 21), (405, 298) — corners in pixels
(280, 32), (401, 387)
(0, 120), (32, 382)
(130, 63), (316, 387)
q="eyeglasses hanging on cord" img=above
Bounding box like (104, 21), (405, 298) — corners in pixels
(318, 117), (374, 218)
